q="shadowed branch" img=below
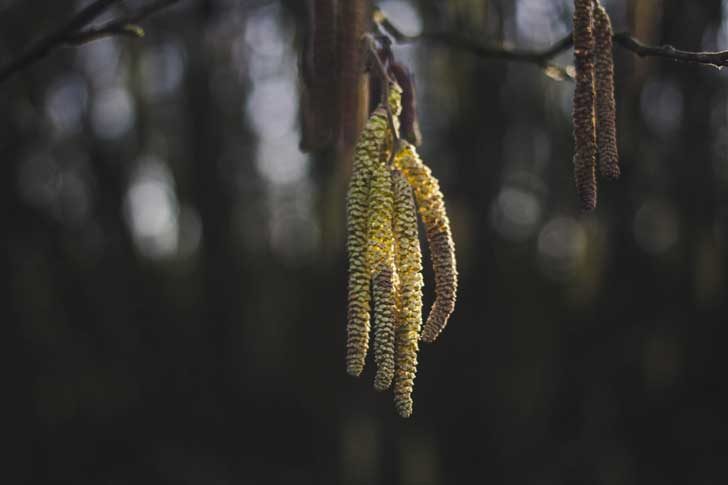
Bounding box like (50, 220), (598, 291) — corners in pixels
(0, 0), (181, 84)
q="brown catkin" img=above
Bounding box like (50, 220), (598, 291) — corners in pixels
(422, 228), (457, 342)
(573, 0), (597, 211)
(345, 84), (402, 377)
(394, 141), (457, 343)
(392, 171), (423, 417)
(368, 161), (396, 391)
(593, 1), (620, 180)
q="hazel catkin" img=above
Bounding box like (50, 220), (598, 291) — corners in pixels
(392, 170), (423, 417)
(573, 0), (597, 211)
(368, 160), (397, 391)
(393, 141), (457, 343)
(345, 78), (456, 417)
(594, 1), (620, 180)
(345, 83), (402, 377)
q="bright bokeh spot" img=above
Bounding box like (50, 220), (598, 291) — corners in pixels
(124, 158), (180, 260)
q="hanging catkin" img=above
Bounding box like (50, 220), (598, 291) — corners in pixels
(345, 83), (402, 377)
(573, 0), (597, 211)
(394, 141), (457, 343)
(392, 170), (423, 417)
(368, 161), (397, 391)
(593, 1), (620, 180)
(345, 76), (458, 416)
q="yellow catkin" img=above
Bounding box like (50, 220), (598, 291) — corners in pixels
(368, 161), (397, 391)
(594, 1), (620, 180)
(573, 0), (597, 211)
(345, 83), (402, 377)
(345, 104), (388, 376)
(394, 141), (457, 343)
(392, 170), (423, 417)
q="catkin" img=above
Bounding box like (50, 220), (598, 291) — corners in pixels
(593, 1), (620, 180)
(368, 161), (397, 391)
(345, 83), (402, 376)
(392, 171), (423, 417)
(394, 141), (457, 343)
(346, 79), (456, 417)
(573, 0), (597, 211)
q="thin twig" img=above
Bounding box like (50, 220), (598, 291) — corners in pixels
(0, 0), (121, 82)
(0, 0), (181, 84)
(66, 0), (180, 44)
(375, 6), (728, 73)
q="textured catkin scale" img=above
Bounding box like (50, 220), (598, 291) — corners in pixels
(368, 161), (396, 391)
(373, 265), (397, 391)
(345, 85), (402, 377)
(393, 141), (457, 343)
(392, 171), (423, 417)
(345, 111), (386, 377)
(387, 81), (404, 126)
(593, 1), (620, 181)
(422, 227), (457, 342)
(366, 161), (395, 274)
(573, 0), (598, 211)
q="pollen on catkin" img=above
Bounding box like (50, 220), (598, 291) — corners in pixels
(368, 160), (397, 391)
(573, 0), (597, 211)
(393, 141), (457, 343)
(345, 83), (402, 377)
(594, 1), (620, 180)
(392, 170), (423, 417)
(346, 78), (449, 417)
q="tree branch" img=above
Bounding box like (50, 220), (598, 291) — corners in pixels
(612, 32), (728, 67)
(374, 7), (728, 76)
(0, 0), (181, 84)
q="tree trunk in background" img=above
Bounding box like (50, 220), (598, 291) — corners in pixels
(300, 0), (338, 152)
(299, 0), (371, 164)
(336, 0), (371, 168)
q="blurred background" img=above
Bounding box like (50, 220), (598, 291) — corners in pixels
(3, 0), (728, 483)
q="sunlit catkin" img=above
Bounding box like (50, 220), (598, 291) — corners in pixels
(573, 0), (597, 211)
(392, 171), (423, 417)
(368, 161), (397, 391)
(594, 1), (620, 180)
(394, 141), (457, 343)
(345, 84), (401, 377)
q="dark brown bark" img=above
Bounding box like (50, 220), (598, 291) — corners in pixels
(336, 0), (372, 164)
(300, 0), (339, 151)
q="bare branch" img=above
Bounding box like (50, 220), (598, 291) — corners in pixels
(374, 7), (728, 74)
(612, 33), (728, 67)
(0, 0), (181, 84)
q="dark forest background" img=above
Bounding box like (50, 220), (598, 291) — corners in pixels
(3, 0), (728, 483)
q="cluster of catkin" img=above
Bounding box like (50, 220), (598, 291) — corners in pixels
(572, 0), (620, 211)
(346, 82), (457, 418)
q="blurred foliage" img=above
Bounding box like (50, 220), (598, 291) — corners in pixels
(2, 0), (728, 483)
